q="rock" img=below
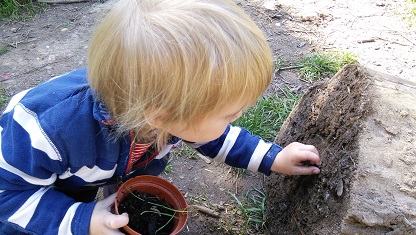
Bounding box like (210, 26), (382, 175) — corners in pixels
(264, 63), (416, 234)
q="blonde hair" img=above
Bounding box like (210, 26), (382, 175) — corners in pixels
(87, 0), (273, 147)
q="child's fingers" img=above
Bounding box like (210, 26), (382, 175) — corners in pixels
(100, 193), (117, 207)
(300, 144), (320, 156)
(289, 142), (321, 165)
(305, 151), (321, 166)
(104, 213), (129, 231)
(297, 150), (321, 167)
(293, 165), (320, 175)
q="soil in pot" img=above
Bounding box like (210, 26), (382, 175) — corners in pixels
(118, 190), (176, 235)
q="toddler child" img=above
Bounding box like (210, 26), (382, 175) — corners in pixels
(0, 0), (320, 234)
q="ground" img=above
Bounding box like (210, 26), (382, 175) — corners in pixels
(0, 0), (415, 234)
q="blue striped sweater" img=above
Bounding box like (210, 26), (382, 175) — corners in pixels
(0, 68), (282, 235)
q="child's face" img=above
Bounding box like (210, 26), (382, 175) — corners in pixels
(168, 103), (244, 143)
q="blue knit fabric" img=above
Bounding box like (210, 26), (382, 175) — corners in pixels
(0, 68), (281, 234)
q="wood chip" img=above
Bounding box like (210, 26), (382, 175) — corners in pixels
(197, 153), (212, 164)
(193, 205), (220, 218)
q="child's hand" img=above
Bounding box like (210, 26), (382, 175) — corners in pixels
(89, 193), (129, 235)
(271, 142), (321, 175)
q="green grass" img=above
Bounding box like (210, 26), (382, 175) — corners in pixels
(230, 188), (267, 234)
(188, 193), (208, 203)
(403, 0), (416, 27)
(170, 143), (198, 160)
(0, 0), (46, 22)
(297, 51), (358, 81)
(0, 45), (10, 56)
(0, 87), (10, 111)
(228, 91), (301, 178)
(232, 91), (301, 142)
(162, 157), (174, 175)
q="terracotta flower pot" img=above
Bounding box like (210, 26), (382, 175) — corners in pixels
(115, 175), (188, 235)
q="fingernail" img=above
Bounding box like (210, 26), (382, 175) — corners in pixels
(312, 169), (320, 174)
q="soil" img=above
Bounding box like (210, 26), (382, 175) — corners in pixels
(118, 191), (175, 235)
(0, 0), (415, 234)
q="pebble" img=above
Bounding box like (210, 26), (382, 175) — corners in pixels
(400, 110), (409, 117)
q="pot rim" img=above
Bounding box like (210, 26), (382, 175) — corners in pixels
(114, 175), (188, 235)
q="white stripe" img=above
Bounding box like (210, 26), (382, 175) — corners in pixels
(0, 127), (57, 185)
(213, 126), (241, 163)
(47, 72), (67, 82)
(64, 165), (117, 183)
(3, 89), (32, 114)
(0, 190), (4, 193)
(58, 202), (81, 235)
(155, 144), (175, 159)
(13, 104), (61, 161)
(58, 168), (73, 180)
(8, 187), (50, 228)
(247, 140), (272, 172)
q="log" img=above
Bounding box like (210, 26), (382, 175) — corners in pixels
(264, 63), (416, 234)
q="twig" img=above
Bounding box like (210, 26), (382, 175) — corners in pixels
(396, 33), (416, 47)
(277, 65), (304, 71)
(376, 36), (412, 47)
(276, 84), (289, 98)
(7, 37), (38, 48)
(235, 170), (239, 194)
(292, 214), (305, 235)
(336, 161), (344, 197)
(357, 38), (376, 43)
(299, 77), (312, 83)
(287, 29), (317, 34)
(349, 155), (356, 168)
(382, 26), (416, 47)
(197, 153), (212, 164)
(193, 205), (220, 218)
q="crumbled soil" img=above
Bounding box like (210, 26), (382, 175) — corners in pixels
(1, 0), (415, 234)
(118, 191), (175, 235)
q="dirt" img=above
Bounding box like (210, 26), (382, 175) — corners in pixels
(118, 191), (175, 235)
(0, 0), (415, 234)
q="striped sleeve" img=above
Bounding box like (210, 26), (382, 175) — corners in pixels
(192, 125), (282, 175)
(0, 95), (95, 235)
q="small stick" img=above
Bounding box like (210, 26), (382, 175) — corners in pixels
(193, 205), (220, 218)
(357, 38), (375, 43)
(197, 153), (211, 164)
(277, 65), (304, 71)
(376, 36), (411, 46)
(336, 161), (343, 197)
(276, 84), (289, 98)
(292, 214), (305, 235)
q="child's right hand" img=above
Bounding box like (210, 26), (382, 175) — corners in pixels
(89, 193), (129, 235)
(271, 142), (321, 175)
